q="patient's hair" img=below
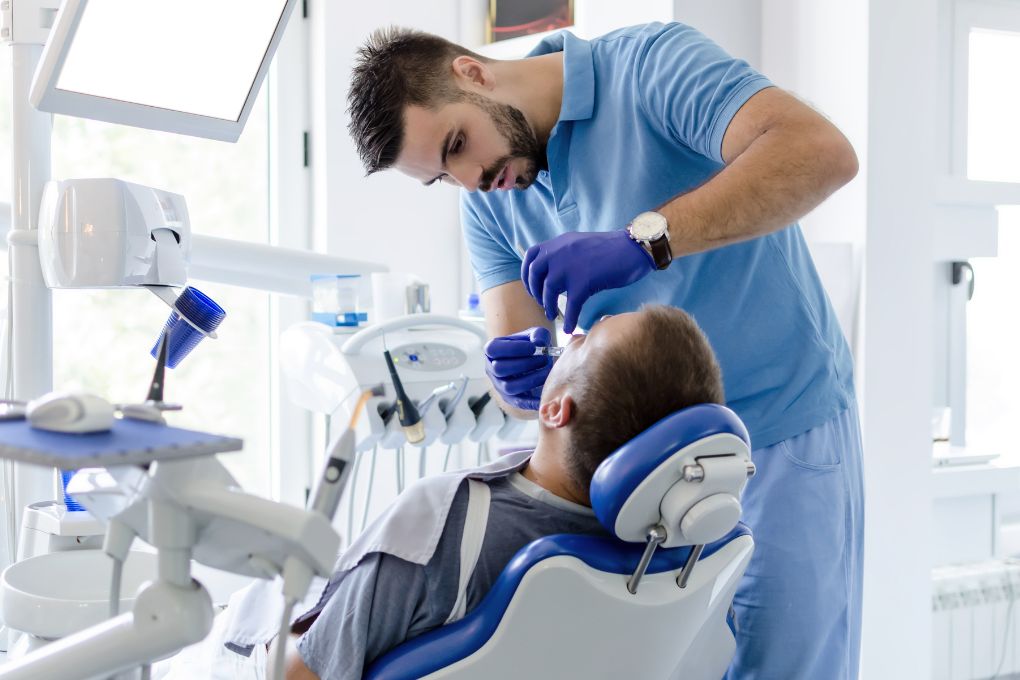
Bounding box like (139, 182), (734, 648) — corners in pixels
(565, 305), (725, 492)
(347, 27), (487, 175)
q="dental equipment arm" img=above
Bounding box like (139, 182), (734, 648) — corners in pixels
(268, 386), (384, 680)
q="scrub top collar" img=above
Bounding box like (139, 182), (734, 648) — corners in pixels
(528, 30), (595, 123)
(527, 31), (593, 210)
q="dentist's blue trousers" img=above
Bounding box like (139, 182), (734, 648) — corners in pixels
(725, 402), (864, 680)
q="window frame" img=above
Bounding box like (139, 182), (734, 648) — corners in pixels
(267, 8), (315, 505)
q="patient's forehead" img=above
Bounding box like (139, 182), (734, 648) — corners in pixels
(591, 312), (636, 340)
(551, 312), (639, 383)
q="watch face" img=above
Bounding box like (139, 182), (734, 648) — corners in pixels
(630, 212), (668, 240)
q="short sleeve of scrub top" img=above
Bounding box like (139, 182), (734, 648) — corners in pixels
(632, 23), (772, 163)
(460, 195), (522, 293)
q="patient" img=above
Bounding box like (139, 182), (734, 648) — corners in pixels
(282, 305), (724, 679)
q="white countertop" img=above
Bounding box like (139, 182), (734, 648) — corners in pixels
(931, 457), (1020, 499)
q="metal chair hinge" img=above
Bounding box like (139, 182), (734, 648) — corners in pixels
(677, 544), (705, 589)
(627, 525), (667, 594)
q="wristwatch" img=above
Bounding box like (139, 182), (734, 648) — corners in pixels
(626, 211), (672, 270)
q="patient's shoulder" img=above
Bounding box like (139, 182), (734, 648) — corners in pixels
(335, 476), (471, 573)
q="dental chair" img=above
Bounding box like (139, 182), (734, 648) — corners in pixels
(366, 403), (756, 680)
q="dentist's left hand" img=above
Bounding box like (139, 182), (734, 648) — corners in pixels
(484, 326), (554, 412)
(521, 230), (655, 333)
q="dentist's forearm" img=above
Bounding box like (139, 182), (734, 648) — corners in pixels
(658, 90), (858, 257)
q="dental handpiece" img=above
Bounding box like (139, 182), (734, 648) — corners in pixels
(309, 385), (384, 520)
(533, 346), (565, 357)
(310, 429), (355, 520)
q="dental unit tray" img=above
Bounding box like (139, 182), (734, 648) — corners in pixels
(0, 418), (242, 468)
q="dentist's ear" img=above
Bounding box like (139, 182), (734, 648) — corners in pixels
(538, 394), (575, 429)
(451, 55), (496, 91)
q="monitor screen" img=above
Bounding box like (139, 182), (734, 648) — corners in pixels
(31, 0), (296, 140)
(54, 0), (289, 122)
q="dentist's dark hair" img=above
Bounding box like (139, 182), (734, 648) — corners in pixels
(564, 305), (725, 496)
(348, 27), (487, 175)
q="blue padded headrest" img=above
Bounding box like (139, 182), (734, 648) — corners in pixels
(590, 403), (749, 539)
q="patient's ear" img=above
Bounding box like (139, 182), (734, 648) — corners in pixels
(539, 394), (575, 429)
(451, 55), (495, 91)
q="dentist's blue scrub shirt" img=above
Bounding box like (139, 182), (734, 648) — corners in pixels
(461, 23), (855, 448)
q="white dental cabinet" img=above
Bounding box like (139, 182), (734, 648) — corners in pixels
(932, 454), (1020, 567)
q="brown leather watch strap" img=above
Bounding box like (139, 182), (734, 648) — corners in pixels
(649, 235), (672, 270)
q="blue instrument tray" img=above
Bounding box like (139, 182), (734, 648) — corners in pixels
(0, 418), (243, 469)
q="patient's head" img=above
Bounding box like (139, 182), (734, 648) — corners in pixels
(536, 305), (724, 499)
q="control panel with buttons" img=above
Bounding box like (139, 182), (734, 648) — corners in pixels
(390, 343), (467, 372)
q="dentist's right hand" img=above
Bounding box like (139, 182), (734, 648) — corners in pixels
(484, 326), (554, 412)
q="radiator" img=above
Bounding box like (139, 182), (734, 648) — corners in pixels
(933, 561), (1020, 680)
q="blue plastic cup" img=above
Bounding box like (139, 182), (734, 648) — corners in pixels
(61, 470), (86, 512)
(150, 287), (226, 369)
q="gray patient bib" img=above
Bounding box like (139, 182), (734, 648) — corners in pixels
(222, 448), (533, 652)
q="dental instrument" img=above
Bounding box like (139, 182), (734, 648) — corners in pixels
(0, 403), (26, 421)
(383, 349), (425, 445)
(309, 386), (383, 520)
(532, 346), (565, 357)
(418, 381), (460, 419)
(470, 393), (492, 418)
(441, 376), (471, 418)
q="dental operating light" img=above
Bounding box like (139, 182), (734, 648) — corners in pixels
(30, 0), (298, 142)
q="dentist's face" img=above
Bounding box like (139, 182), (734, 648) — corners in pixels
(395, 93), (544, 193)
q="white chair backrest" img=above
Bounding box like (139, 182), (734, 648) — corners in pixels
(366, 404), (755, 680)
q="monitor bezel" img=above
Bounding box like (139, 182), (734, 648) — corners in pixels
(30, 0), (298, 143)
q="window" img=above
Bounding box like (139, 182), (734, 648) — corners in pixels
(967, 27), (1020, 183)
(49, 90), (275, 495)
(954, 0), (1020, 184)
(0, 46), (12, 384)
(0, 49), (10, 204)
(955, 2), (1020, 453)
(966, 207), (1020, 454)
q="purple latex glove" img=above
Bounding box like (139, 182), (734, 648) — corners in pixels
(521, 230), (655, 333)
(483, 326), (554, 411)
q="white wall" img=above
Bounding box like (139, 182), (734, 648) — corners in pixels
(674, 0), (762, 67)
(761, 0), (868, 247)
(308, 0), (464, 315)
